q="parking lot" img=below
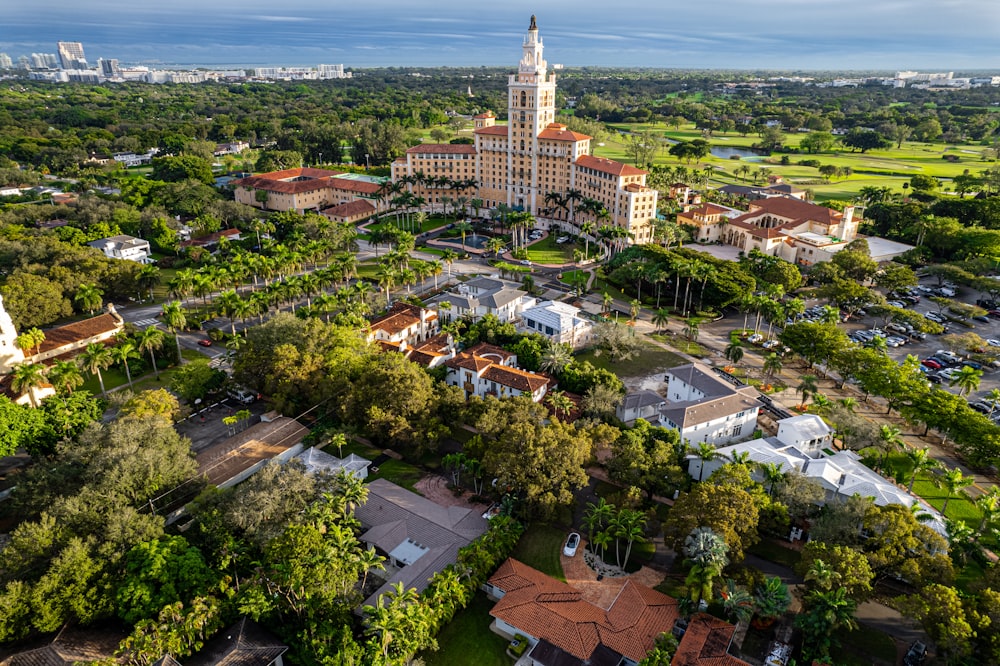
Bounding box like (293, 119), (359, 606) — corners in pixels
(836, 276), (1000, 409)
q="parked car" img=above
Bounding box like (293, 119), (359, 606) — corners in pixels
(886, 322), (909, 334)
(939, 368), (961, 381)
(227, 387), (256, 404)
(935, 350), (962, 363)
(887, 300), (907, 308)
(970, 401), (992, 414)
(921, 358), (943, 369)
(988, 309), (1000, 319)
(197, 339), (213, 347)
(925, 312), (946, 323)
(747, 333), (764, 344)
(885, 336), (906, 347)
(903, 640), (927, 666)
(904, 295), (921, 304)
(762, 339), (781, 349)
(938, 287), (957, 297)
(927, 374), (944, 384)
(988, 339), (1000, 347)
(909, 331), (928, 341)
(563, 532), (580, 557)
(963, 360), (984, 370)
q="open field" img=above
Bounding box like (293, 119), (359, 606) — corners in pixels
(524, 234), (579, 264)
(594, 121), (995, 203)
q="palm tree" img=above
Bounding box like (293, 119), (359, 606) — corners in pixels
(759, 462), (785, 496)
(950, 365), (982, 397)
(876, 424), (905, 472)
(48, 359), (83, 395)
(724, 340), (744, 367)
(79, 343), (113, 396)
(652, 308), (670, 333)
(15, 327), (46, 357)
(580, 221), (595, 259)
(11, 363), (48, 407)
(111, 341), (140, 389)
(901, 447), (938, 493)
(161, 300), (187, 365)
(839, 396), (857, 412)
(136, 264), (161, 302)
(797, 374), (818, 406)
(583, 499), (614, 554)
(938, 467), (974, 516)
(74, 283), (104, 315)
(485, 236), (506, 256)
(539, 343), (572, 375)
(136, 326), (165, 379)
(440, 249), (459, 276)
(545, 390), (575, 420)
(683, 317), (702, 342)
(721, 579), (754, 625)
(454, 221), (473, 252)
(357, 547), (386, 592)
(629, 298), (641, 324)
(693, 442), (718, 482)
(753, 576), (791, 623)
(975, 487), (1000, 537)
(798, 587), (858, 662)
(763, 353), (783, 382)
(617, 509), (647, 570)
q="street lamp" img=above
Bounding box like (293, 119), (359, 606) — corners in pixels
(318, 152), (323, 166)
(365, 153), (370, 169)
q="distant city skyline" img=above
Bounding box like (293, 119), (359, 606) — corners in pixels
(4, 0), (1000, 71)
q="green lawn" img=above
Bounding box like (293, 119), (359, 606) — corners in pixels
(378, 215), (452, 235)
(882, 452), (982, 526)
(650, 332), (709, 357)
(510, 524), (566, 581)
(593, 120), (994, 204)
(340, 439), (424, 494)
(576, 340), (687, 378)
(524, 234), (579, 265)
(81, 348), (203, 396)
(421, 592), (511, 666)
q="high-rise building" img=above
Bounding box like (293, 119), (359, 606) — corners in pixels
(30, 53), (59, 69)
(0, 53), (12, 69)
(98, 58), (121, 78)
(57, 41), (87, 69)
(392, 16), (657, 244)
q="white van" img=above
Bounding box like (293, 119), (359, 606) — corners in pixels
(228, 387), (256, 404)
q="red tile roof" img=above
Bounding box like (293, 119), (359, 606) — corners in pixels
(406, 143), (477, 155)
(328, 179), (382, 195)
(726, 219), (787, 239)
(474, 112), (495, 119)
(482, 364), (549, 393)
(368, 302), (427, 336)
(474, 125), (510, 137)
(672, 614), (748, 666)
(465, 342), (514, 362)
(746, 197), (842, 226)
(38, 313), (122, 355)
(321, 199), (375, 219)
(538, 123), (591, 142)
(575, 155), (647, 177)
(488, 559), (680, 663)
(445, 353), (494, 373)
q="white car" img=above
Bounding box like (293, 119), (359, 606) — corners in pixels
(563, 532), (580, 557)
(988, 339), (1000, 347)
(939, 368), (960, 381)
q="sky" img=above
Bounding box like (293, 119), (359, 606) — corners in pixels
(3, 0), (1000, 71)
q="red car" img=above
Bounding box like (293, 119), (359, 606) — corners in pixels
(989, 309), (1000, 319)
(197, 339), (213, 347)
(921, 358), (942, 369)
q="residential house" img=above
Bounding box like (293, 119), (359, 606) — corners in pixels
(662, 363), (761, 446)
(437, 277), (534, 324)
(179, 228), (241, 251)
(213, 141), (251, 156)
(353, 478), (489, 607)
(687, 414), (946, 535)
(486, 558), (749, 666)
(295, 446), (371, 480)
(616, 389), (666, 426)
(183, 618), (287, 666)
(0, 625), (126, 666)
(367, 302), (439, 349)
(518, 299), (592, 348)
(445, 342), (550, 402)
(88, 234), (153, 263)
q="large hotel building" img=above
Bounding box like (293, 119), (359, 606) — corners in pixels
(391, 16), (658, 245)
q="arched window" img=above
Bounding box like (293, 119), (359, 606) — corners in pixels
(519, 91), (527, 107)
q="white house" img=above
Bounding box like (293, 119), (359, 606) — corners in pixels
(776, 414), (833, 456)
(518, 300), (592, 348)
(88, 234), (153, 263)
(366, 302), (439, 349)
(444, 342), (549, 402)
(687, 414), (946, 535)
(661, 363), (761, 445)
(616, 390), (666, 425)
(438, 277), (534, 324)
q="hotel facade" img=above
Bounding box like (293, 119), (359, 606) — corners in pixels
(391, 17), (658, 245)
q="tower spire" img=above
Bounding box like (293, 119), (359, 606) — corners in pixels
(529, 14), (537, 31)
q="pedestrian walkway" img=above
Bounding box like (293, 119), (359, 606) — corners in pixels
(132, 318), (158, 328)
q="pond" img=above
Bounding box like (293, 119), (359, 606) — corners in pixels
(662, 136), (767, 160)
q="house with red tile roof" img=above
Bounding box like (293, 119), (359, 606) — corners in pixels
(366, 302), (439, 348)
(486, 558), (749, 666)
(676, 202), (745, 243)
(391, 17), (657, 245)
(445, 342), (550, 402)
